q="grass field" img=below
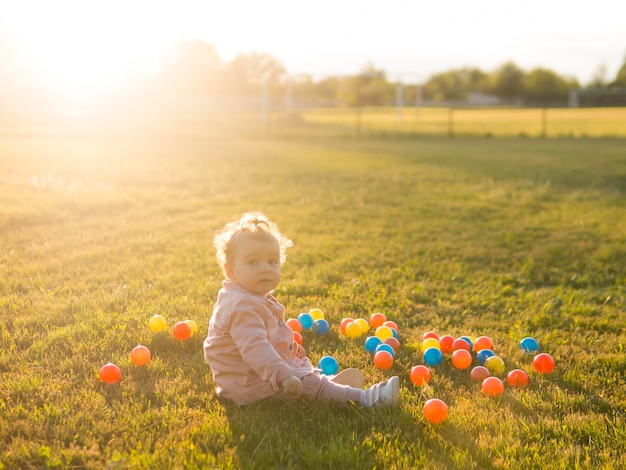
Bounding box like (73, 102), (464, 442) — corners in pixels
(1, 135), (625, 468)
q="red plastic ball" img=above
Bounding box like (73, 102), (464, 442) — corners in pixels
(173, 321), (192, 341)
(99, 363), (121, 384)
(451, 349), (472, 369)
(507, 369), (530, 388)
(383, 337), (401, 353)
(470, 365), (490, 382)
(423, 398), (448, 424)
(473, 336), (494, 352)
(452, 338), (471, 352)
(369, 313), (386, 329)
(286, 318), (303, 333)
(422, 331), (439, 341)
(373, 350), (394, 370)
(533, 353), (555, 373)
(438, 335), (455, 354)
(410, 365), (431, 386)
(293, 331), (303, 345)
(130, 345), (151, 366)
(382, 320), (399, 333)
(482, 376), (504, 397)
(340, 317), (354, 334)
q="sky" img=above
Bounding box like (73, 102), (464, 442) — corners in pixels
(1, 0), (625, 98)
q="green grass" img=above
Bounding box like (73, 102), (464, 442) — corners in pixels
(1, 135), (625, 468)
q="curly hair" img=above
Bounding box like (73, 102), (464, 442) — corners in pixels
(213, 212), (293, 275)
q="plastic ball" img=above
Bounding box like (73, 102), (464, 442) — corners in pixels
(130, 345), (151, 366)
(410, 365), (431, 386)
(99, 363), (121, 384)
(293, 331), (303, 345)
(382, 320), (399, 333)
(520, 337), (540, 353)
(482, 376), (504, 397)
(421, 338), (441, 352)
(340, 317), (354, 334)
(375, 343), (395, 356)
(364, 336), (382, 353)
(383, 337), (401, 353)
(318, 356), (339, 375)
(373, 350), (394, 370)
(184, 320), (199, 337)
(458, 336), (473, 352)
(286, 318), (302, 333)
(355, 318), (370, 334)
(423, 347), (444, 367)
(451, 349), (472, 369)
(533, 353), (555, 373)
(173, 321), (192, 341)
(423, 398), (448, 424)
(452, 338), (471, 352)
(507, 369), (530, 387)
(484, 355), (506, 376)
(148, 314), (167, 333)
(345, 321), (363, 339)
(313, 319), (330, 335)
(473, 336), (494, 352)
(375, 326), (394, 341)
(470, 365), (490, 382)
(369, 312), (386, 329)
(476, 349), (495, 366)
(309, 308), (325, 321)
(439, 335), (455, 354)
(422, 331), (440, 341)
(297, 313), (314, 330)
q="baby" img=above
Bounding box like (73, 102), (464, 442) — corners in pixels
(203, 211), (399, 407)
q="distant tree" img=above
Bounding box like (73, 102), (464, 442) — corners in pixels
(224, 52), (286, 96)
(337, 62), (394, 106)
(159, 40), (223, 95)
(522, 67), (576, 104)
(609, 54), (626, 87)
(491, 61), (525, 100)
(588, 63), (610, 88)
(423, 67), (490, 101)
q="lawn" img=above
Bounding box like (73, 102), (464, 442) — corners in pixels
(1, 135), (625, 468)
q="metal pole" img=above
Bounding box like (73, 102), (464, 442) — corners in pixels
(396, 80), (403, 123)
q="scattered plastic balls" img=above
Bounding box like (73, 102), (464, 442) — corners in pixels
(470, 366), (490, 382)
(438, 335), (455, 354)
(286, 318), (303, 333)
(148, 314), (167, 333)
(185, 320), (198, 337)
(473, 336), (493, 352)
(507, 369), (530, 388)
(422, 331), (439, 341)
(313, 319), (330, 335)
(451, 349), (472, 369)
(130, 345), (151, 366)
(533, 353), (555, 373)
(298, 313), (314, 330)
(354, 318), (370, 334)
(340, 318), (354, 334)
(423, 398), (448, 424)
(364, 336), (382, 353)
(293, 331), (303, 345)
(374, 350), (394, 370)
(421, 337), (441, 352)
(369, 313), (386, 329)
(452, 338), (471, 352)
(173, 321), (192, 341)
(484, 355), (506, 376)
(482, 376), (504, 397)
(375, 326), (394, 341)
(345, 321), (363, 339)
(520, 337), (540, 353)
(376, 343), (395, 357)
(476, 349), (495, 366)
(99, 363), (121, 384)
(423, 347), (444, 367)
(309, 308), (325, 321)
(383, 337), (401, 353)
(318, 356), (339, 375)
(410, 365), (431, 386)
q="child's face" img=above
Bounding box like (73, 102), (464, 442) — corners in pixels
(225, 233), (281, 296)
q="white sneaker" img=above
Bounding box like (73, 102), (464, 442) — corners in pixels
(330, 368), (364, 388)
(361, 376), (399, 408)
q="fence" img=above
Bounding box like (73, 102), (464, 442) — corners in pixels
(1, 103), (625, 138)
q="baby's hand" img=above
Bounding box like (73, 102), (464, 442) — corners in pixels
(295, 342), (306, 359)
(280, 375), (303, 398)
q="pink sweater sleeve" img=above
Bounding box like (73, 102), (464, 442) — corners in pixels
(228, 307), (294, 390)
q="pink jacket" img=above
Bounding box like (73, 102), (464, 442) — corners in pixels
(203, 281), (314, 405)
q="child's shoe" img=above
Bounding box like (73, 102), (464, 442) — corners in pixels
(330, 368), (364, 388)
(361, 376), (399, 408)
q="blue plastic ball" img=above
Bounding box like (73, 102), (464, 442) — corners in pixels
(391, 328), (399, 339)
(476, 349), (495, 365)
(423, 347), (444, 367)
(520, 337), (539, 353)
(313, 319), (329, 335)
(375, 343), (395, 357)
(317, 355), (339, 375)
(298, 313), (314, 330)
(364, 336), (382, 353)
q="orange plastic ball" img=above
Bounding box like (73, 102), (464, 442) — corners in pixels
(507, 369), (530, 388)
(482, 376), (505, 397)
(533, 353), (555, 373)
(340, 317), (354, 334)
(439, 335), (455, 354)
(410, 365), (431, 386)
(451, 349), (472, 369)
(473, 335), (494, 352)
(452, 338), (471, 352)
(130, 345), (151, 366)
(383, 337), (401, 353)
(173, 321), (192, 341)
(382, 320), (399, 333)
(373, 350), (394, 370)
(470, 365), (490, 382)
(369, 312), (386, 329)
(423, 398), (448, 424)
(293, 331), (303, 345)
(422, 331), (440, 341)
(99, 362), (121, 384)
(286, 318), (303, 333)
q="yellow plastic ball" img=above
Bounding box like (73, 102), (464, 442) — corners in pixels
(309, 308), (325, 321)
(345, 321), (363, 339)
(421, 337), (441, 352)
(148, 314), (167, 333)
(184, 319), (199, 337)
(354, 318), (370, 334)
(375, 326), (394, 341)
